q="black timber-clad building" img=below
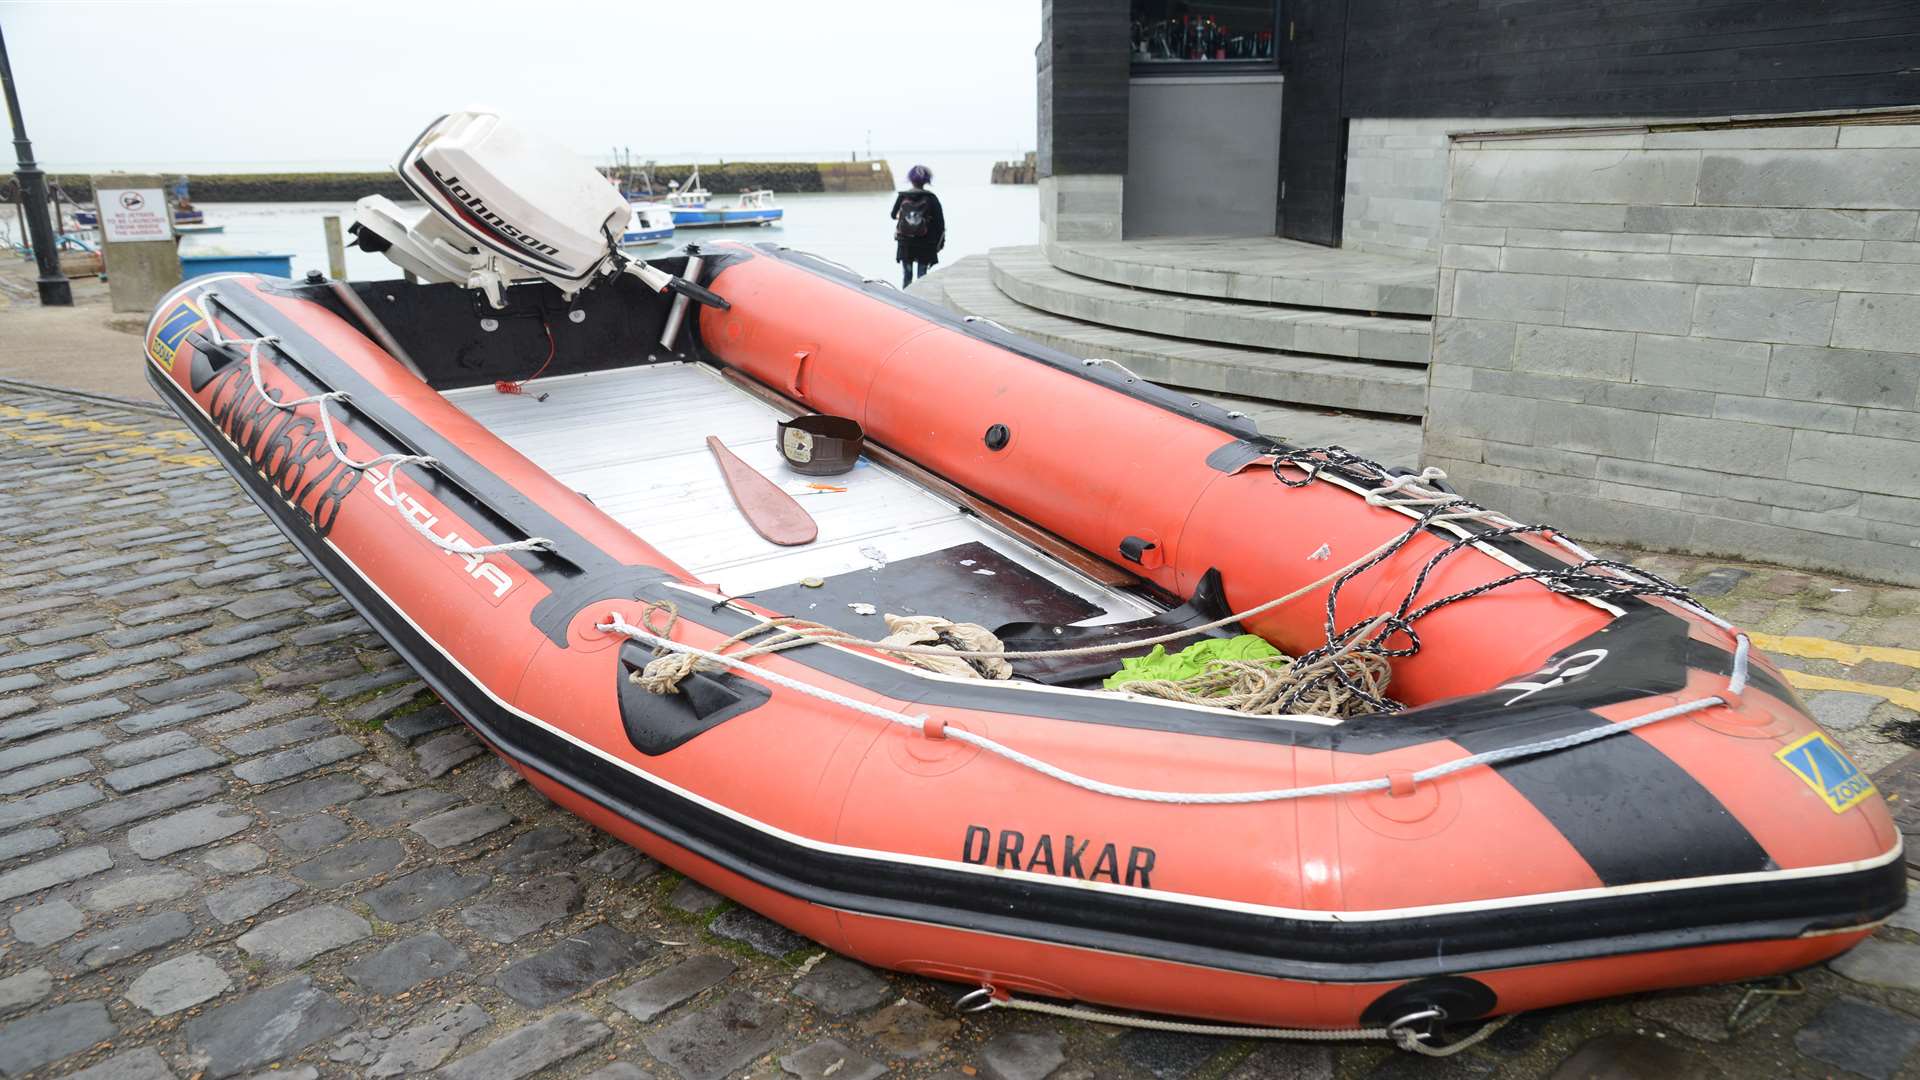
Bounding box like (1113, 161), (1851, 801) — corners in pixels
(1037, 1), (1920, 250)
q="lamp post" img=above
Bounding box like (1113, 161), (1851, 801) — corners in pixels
(0, 21), (70, 306)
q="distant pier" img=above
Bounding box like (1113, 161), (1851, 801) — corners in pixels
(26, 160), (897, 204)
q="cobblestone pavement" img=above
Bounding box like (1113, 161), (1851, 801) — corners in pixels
(1, 383), (1918, 1080)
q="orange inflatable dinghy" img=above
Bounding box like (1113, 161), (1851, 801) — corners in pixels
(143, 127), (1902, 1040)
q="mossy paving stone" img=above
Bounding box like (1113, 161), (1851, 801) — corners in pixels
(59, 910), (193, 971)
(855, 999), (961, 1060)
(358, 865), (490, 923)
(290, 836), (405, 886)
(204, 874), (303, 925)
(495, 920), (654, 1006)
(457, 873), (584, 943)
(348, 785), (461, 826)
(612, 953), (738, 1021)
(492, 824), (593, 874)
(345, 930), (473, 995)
(440, 1008), (611, 1080)
(252, 772), (368, 816)
(642, 990), (789, 1080)
(0, 1001), (115, 1076)
(181, 974), (356, 1078)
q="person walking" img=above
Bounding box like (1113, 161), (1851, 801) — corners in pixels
(892, 165), (944, 287)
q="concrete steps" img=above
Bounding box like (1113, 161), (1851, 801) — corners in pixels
(909, 261), (1422, 463)
(988, 246), (1430, 364)
(925, 256), (1428, 418)
(1046, 235), (1438, 316)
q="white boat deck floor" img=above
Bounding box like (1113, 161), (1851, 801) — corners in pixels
(449, 363), (1152, 624)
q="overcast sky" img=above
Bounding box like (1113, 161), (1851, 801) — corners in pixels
(3, 0), (1039, 169)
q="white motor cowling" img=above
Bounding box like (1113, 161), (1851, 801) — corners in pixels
(351, 110), (728, 315)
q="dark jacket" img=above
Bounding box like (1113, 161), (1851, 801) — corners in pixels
(891, 189), (945, 265)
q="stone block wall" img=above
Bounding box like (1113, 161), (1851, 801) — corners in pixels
(1039, 175), (1123, 244)
(1423, 115), (1920, 585)
(1344, 118), (1588, 257)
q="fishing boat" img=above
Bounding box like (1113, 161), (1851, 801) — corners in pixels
(621, 203), (675, 247)
(142, 111), (1902, 1046)
(666, 166), (783, 228)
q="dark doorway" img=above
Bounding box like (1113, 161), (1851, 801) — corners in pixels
(1276, 0), (1347, 246)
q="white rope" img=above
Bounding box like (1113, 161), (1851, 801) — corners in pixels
(597, 613), (1751, 806)
(244, 339), (433, 472)
(968, 993), (1513, 1057)
(1082, 356), (1146, 381)
(973, 995), (1395, 1041)
(209, 301), (556, 558)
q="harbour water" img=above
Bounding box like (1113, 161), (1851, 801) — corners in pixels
(161, 151), (1034, 286)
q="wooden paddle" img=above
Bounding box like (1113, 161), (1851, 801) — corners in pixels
(706, 436), (818, 546)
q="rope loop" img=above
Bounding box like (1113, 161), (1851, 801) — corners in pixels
(232, 321), (554, 558)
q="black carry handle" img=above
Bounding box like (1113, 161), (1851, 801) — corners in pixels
(666, 275), (732, 311)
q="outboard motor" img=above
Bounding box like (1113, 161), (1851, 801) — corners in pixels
(352, 110), (725, 311)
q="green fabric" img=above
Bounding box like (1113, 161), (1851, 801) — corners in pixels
(1103, 634), (1287, 691)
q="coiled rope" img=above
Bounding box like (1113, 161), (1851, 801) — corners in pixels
(207, 295), (555, 557)
(1113, 633), (1395, 717)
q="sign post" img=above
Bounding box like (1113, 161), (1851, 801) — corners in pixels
(96, 188), (171, 243)
(91, 174), (180, 313)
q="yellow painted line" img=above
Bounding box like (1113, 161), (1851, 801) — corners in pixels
(1778, 670), (1920, 713)
(0, 402), (158, 438)
(1751, 632), (1920, 670)
(0, 401), (216, 468)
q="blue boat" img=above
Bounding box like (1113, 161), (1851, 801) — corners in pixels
(620, 203), (675, 247)
(179, 250), (293, 279)
(664, 166), (784, 228)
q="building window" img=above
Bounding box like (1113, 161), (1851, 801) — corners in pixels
(1130, 1), (1280, 68)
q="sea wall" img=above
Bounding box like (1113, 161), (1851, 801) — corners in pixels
(43, 173), (408, 202)
(32, 161), (895, 204)
(644, 161), (895, 194)
(1423, 111), (1920, 585)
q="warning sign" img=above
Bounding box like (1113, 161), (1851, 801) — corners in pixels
(95, 188), (172, 243)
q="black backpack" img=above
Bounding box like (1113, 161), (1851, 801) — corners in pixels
(896, 193), (931, 239)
